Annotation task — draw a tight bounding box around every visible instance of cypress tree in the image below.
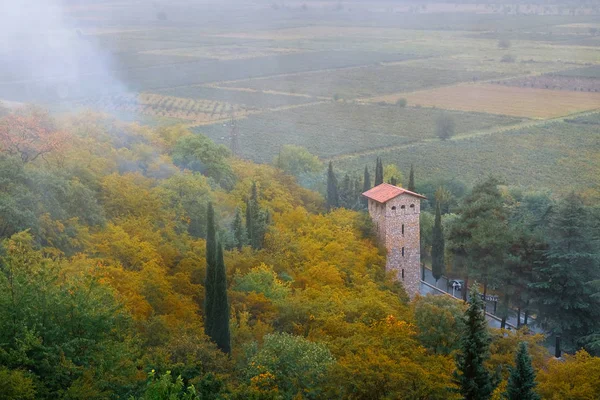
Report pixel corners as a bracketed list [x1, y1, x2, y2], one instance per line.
[374, 157, 383, 186]
[503, 342, 540, 400]
[232, 207, 246, 251]
[326, 161, 339, 211]
[454, 284, 495, 400]
[362, 166, 371, 208]
[389, 176, 397, 186]
[211, 241, 231, 354]
[408, 164, 415, 191]
[245, 198, 253, 248]
[204, 203, 218, 342]
[431, 202, 445, 283]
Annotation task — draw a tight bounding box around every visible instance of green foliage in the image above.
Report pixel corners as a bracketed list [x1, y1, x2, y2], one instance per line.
[454, 285, 495, 400]
[233, 264, 290, 301]
[272, 145, 323, 182]
[383, 164, 403, 187]
[244, 333, 334, 399]
[503, 342, 540, 400]
[134, 370, 199, 400]
[0, 231, 135, 399]
[414, 295, 465, 355]
[0, 367, 36, 400]
[172, 134, 235, 189]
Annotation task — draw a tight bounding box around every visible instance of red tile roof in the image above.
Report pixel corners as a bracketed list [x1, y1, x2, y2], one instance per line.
[362, 183, 426, 203]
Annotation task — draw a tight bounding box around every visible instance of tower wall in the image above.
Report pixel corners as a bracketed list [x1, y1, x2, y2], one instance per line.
[368, 194, 421, 298]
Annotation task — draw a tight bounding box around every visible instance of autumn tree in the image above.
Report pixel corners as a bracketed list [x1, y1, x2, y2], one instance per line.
[503, 342, 540, 400]
[0, 108, 68, 164]
[454, 284, 496, 400]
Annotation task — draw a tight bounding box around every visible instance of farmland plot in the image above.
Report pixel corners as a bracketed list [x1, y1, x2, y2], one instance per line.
[335, 121, 600, 200]
[194, 103, 522, 162]
[385, 84, 600, 118]
[156, 86, 316, 109]
[77, 93, 253, 123]
[221, 64, 508, 99]
[492, 75, 600, 92]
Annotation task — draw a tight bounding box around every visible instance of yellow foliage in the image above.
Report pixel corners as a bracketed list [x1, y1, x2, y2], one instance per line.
[538, 350, 600, 400]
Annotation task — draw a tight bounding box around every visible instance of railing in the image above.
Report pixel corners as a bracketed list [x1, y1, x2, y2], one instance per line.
[420, 280, 518, 330]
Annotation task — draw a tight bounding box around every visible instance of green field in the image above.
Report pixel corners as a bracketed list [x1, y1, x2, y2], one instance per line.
[334, 119, 600, 199]
[220, 64, 509, 99]
[195, 103, 522, 162]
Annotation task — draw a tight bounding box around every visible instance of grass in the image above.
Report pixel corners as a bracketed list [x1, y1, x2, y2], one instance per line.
[194, 102, 522, 162]
[220, 63, 508, 99]
[383, 83, 600, 118]
[334, 120, 600, 201]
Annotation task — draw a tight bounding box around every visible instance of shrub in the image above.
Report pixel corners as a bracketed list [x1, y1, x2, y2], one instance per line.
[396, 98, 407, 107]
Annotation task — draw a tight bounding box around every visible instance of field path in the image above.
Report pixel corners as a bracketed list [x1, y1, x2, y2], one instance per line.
[326, 108, 600, 162]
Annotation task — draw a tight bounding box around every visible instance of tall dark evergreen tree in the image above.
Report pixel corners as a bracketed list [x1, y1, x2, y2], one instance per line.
[374, 157, 383, 186]
[531, 194, 600, 352]
[389, 176, 397, 186]
[408, 164, 415, 192]
[245, 182, 268, 249]
[232, 207, 246, 251]
[503, 342, 540, 400]
[431, 203, 445, 283]
[326, 161, 339, 211]
[212, 241, 231, 354]
[454, 284, 495, 400]
[204, 203, 218, 343]
[362, 166, 371, 208]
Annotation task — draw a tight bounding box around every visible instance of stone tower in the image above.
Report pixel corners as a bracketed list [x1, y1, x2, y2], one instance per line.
[362, 183, 426, 298]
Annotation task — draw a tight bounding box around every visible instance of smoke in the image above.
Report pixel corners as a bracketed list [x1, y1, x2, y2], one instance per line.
[0, 0, 128, 103]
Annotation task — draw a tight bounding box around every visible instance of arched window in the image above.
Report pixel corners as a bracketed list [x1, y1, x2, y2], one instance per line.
[401, 205, 406, 209]
[402, 247, 405, 257]
[410, 204, 415, 208]
[391, 206, 396, 211]
[401, 269, 405, 280]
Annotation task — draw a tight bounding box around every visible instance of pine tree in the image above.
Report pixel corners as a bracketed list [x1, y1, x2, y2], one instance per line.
[531, 194, 600, 351]
[374, 157, 383, 186]
[503, 342, 540, 400]
[362, 166, 371, 208]
[408, 164, 415, 191]
[431, 202, 445, 283]
[204, 203, 218, 342]
[326, 161, 339, 211]
[454, 284, 495, 400]
[232, 207, 246, 251]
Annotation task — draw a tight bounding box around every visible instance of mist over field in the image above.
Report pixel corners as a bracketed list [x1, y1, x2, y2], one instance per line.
[0, 1, 599, 399]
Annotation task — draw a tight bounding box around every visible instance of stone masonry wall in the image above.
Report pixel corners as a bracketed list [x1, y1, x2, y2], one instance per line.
[368, 194, 421, 298]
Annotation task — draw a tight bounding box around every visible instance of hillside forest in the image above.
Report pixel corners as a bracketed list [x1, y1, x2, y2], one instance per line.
[0, 106, 599, 399]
